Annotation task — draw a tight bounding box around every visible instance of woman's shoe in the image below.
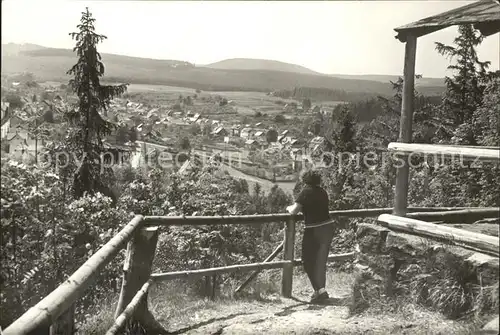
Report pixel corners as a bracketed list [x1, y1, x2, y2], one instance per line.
[310, 291, 319, 301]
[310, 291, 329, 304]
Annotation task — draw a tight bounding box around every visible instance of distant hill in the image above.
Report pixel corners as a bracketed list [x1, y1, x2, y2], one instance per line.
[1, 43, 445, 98]
[329, 74, 445, 87]
[204, 59, 445, 87]
[204, 58, 320, 75]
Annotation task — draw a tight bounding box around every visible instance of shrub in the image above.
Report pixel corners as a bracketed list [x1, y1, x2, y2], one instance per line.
[0, 158, 128, 327]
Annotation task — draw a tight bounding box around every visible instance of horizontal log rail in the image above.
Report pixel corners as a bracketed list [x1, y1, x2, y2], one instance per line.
[106, 280, 152, 335]
[388, 142, 500, 163]
[151, 252, 355, 282]
[3, 215, 145, 335]
[235, 241, 284, 293]
[407, 208, 499, 223]
[378, 214, 499, 256]
[142, 207, 470, 226]
[4, 207, 489, 334]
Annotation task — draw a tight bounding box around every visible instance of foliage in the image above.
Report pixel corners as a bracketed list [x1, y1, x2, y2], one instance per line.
[0, 159, 127, 328]
[302, 98, 312, 111]
[435, 25, 490, 134]
[272, 86, 379, 103]
[179, 137, 191, 151]
[65, 7, 128, 200]
[324, 105, 357, 153]
[470, 76, 500, 147]
[4, 93, 24, 110]
[266, 128, 278, 143]
[274, 114, 286, 123]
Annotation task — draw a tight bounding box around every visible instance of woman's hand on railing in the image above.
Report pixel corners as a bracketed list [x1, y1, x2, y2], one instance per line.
[286, 203, 302, 215]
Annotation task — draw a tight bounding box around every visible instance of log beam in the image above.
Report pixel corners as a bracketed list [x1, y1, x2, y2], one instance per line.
[388, 143, 500, 163]
[407, 208, 499, 223]
[114, 226, 166, 333]
[394, 34, 417, 216]
[151, 252, 355, 282]
[281, 216, 296, 298]
[143, 207, 470, 227]
[235, 241, 284, 294]
[3, 215, 144, 335]
[378, 214, 499, 256]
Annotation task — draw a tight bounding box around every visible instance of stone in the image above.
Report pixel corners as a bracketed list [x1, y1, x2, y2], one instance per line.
[385, 231, 429, 260]
[466, 253, 500, 287]
[480, 316, 499, 334]
[356, 223, 390, 254]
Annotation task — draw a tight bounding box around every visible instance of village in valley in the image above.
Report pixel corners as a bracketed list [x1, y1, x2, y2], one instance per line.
[1, 73, 334, 188]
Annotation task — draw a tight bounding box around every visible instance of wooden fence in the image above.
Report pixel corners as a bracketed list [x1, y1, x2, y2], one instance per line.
[3, 206, 484, 335]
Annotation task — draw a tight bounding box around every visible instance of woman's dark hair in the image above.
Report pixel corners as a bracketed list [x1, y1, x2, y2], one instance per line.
[301, 170, 321, 186]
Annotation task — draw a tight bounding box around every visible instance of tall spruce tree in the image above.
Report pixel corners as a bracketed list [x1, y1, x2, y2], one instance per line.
[435, 24, 490, 144]
[66, 8, 128, 200]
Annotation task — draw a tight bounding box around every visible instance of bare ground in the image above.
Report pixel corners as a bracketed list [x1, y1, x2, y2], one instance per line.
[146, 270, 479, 335]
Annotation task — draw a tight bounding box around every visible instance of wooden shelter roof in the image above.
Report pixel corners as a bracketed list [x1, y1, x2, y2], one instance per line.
[395, 0, 500, 42]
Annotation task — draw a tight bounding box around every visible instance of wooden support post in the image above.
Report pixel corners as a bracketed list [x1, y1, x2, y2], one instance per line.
[4, 215, 144, 335]
[235, 241, 284, 294]
[114, 226, 166, 333]
[49, 304, 75, 335]
[394, 34, 417, 216]
[281, 216, 296, 298]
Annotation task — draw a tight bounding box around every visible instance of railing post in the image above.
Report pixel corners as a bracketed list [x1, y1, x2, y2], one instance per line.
[281, 215, 296, 298]
[114, 226, 165, 333]
[394, 34, 417, 216]
[49, 304, 75, 335]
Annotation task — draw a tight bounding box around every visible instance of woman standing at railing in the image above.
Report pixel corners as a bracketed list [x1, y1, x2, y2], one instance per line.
[286, 169, 333, 303]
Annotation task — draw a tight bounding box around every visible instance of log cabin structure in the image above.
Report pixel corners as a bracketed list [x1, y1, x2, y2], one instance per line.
[391, 0, 500, 215]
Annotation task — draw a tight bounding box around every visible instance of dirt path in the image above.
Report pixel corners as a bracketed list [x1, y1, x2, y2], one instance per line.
[155, 292, 469, 335]
[150, 270, 473, 335]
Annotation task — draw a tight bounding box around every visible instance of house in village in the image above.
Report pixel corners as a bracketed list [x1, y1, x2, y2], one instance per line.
[245, 139, 260, 150]
[283, 103, 297, 113]
[1, 115, 25, 140]
[231, 125, 241, 136]
[1, 118, 11, 139]
[212, 126, 228, 138]
[254, 130, 265, 139]
[1, 102, 10, 120]
[289, 138, 302, 149]
[309, 136, 327, 155]
[189, 113, 201, 123]
[278, 130, 294, 145]
[4, 130, 40, 159]
[240, 127, 254, 139]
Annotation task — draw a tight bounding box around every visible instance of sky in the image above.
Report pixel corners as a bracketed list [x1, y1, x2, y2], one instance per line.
[2, 0, 499, 78]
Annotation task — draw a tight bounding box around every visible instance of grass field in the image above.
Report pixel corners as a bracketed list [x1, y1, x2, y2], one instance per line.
[125, 83, 345, 120]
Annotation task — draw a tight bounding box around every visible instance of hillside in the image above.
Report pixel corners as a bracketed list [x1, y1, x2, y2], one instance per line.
[329, 74, 445, 87]
[1, 43, 444, 97]
[205, 59, 445, 87]
[204, 58, 320, 75]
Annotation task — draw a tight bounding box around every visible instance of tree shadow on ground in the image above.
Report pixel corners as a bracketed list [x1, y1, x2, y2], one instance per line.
[164, 312, 251, 334]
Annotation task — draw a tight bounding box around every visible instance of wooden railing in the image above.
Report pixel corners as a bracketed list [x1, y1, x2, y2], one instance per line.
[3, 206, 474, 335]
[389, 142, 500, 216]
[378, 213, 499, 257]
